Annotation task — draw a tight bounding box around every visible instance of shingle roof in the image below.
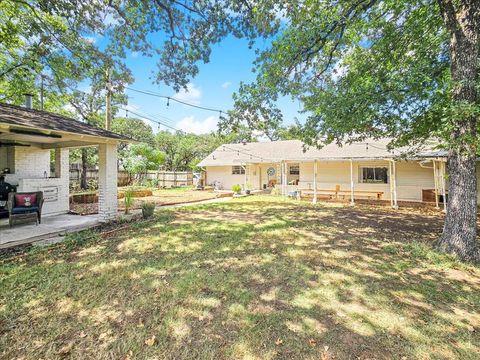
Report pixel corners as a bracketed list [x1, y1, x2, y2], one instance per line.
[0, 102, 132, 141]
[198, 139, 444, 167]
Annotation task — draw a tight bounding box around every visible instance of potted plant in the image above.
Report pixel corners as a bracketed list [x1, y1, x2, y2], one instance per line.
[231, 184, 242, 195]
[141, 201, 155, 219]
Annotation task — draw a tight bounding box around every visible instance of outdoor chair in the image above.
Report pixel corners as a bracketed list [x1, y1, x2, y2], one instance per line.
[0, 180, 16, 218]
[7, 191, 44, 227]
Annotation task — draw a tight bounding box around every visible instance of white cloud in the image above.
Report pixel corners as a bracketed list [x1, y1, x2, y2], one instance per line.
[131, 51, 139, 58]
[172, 83, 202, 105]
[82, 36, 97, 44]
[221, 81, 232, 89]
[176, 116, 218, 134]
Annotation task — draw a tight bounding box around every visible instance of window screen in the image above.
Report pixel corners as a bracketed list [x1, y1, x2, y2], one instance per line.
[289, 164, 300, 175]
[361, 167, 388, 183]
[232, 166, 245, 175]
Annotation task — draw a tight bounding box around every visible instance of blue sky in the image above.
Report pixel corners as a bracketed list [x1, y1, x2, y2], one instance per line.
[117, 35, 304, 136]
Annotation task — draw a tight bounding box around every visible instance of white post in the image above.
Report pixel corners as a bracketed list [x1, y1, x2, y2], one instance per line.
[243, 164, 247, 191]
[350, 159, 355, 206]
[98, 143, 118, 222]
[388, 161, 393, 208]
[433, 160, 439, 208]
[313, 160, 318, 204]
[441, 161, 447, 213]
[391, 160, 398, 209]
[282, 161, 287, 198]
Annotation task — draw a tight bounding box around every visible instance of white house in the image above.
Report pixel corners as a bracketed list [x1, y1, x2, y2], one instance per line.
[197, 139, 461, 209]
[0, 102, 132, 222]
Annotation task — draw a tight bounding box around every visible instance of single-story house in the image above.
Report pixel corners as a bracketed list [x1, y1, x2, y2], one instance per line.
[0, 101, 132, 222]
[197, 139, 463, 209]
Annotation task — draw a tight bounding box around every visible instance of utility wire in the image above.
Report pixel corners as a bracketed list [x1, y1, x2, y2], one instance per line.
[119, 107, 179, 132]
[126, 87, 227, 116]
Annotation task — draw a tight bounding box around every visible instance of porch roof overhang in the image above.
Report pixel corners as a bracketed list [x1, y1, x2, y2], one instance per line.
[200, 155, 449, 167]
[0, 102, 134, 148]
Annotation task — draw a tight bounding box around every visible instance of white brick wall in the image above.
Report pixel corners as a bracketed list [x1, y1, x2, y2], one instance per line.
[14, 148, 70, 215]
[98, 143, 118, 222]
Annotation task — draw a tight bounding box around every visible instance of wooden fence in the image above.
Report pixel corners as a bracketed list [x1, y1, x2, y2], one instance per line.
[144, 171, 193, 187]
[69, 168, 192, 188]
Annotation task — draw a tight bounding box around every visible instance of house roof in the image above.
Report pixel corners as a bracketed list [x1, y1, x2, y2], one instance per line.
[198, 139, 444, 167]
[0, 102, 132, 142]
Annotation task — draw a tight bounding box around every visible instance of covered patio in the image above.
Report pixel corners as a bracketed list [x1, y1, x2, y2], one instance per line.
[0, 102, 131, 247]
[0, 212, 100, 248]
[200, 140, 450, 209]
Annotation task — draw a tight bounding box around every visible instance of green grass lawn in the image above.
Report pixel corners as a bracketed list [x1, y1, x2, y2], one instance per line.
[1, 197, 479, 359]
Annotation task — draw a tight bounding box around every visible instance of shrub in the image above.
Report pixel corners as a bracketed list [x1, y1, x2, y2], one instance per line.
[231, 184, 242, 194]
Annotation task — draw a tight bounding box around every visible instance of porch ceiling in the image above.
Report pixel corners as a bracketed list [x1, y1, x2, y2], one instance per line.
[0, 123, 121, 149]
[0, 102, 134, 149]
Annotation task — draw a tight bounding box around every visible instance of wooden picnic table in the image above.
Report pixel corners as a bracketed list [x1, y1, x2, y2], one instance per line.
[299, 188, 383, 200]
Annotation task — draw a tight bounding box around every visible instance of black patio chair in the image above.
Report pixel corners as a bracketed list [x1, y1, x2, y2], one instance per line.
[7, 191, 44, 227]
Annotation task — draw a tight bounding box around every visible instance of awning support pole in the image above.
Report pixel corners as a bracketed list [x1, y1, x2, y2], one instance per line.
[391, 160, 398, 209]
[441, 161, 447, 213]
[313, 160, 318, 204]
[433, 160, 439, 208]
[350, 159, 355, 206]
[389, 161, 393, 208]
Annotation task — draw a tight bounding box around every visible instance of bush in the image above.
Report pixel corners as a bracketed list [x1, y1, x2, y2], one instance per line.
[231, 184, 242, 194]
[141, 201, 156, 219]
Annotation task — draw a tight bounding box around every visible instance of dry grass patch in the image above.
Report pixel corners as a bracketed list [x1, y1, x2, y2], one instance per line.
[1, 196, 479, 359]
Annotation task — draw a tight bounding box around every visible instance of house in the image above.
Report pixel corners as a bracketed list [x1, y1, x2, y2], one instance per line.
[197, 139, 459, 208]
[0, 100, 132, 222]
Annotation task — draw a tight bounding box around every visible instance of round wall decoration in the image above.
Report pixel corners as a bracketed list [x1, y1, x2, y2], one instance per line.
[267, 167, 276, 176]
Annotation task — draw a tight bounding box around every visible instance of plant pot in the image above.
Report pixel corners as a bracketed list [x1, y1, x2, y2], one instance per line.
[245, 190, 251, 195]
[142, 207, 155, 219]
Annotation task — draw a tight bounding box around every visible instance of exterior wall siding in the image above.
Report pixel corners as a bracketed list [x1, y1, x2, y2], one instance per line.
[205, 165, 247, 190]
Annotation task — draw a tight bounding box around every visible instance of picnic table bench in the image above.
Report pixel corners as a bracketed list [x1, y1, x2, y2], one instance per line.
[299, 187, 383, 200]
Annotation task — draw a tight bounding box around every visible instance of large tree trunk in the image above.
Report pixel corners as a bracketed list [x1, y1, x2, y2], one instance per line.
[436, 0, 480, 262]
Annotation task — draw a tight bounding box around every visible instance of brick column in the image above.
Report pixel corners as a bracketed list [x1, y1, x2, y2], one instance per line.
[98, 143, 118, 222]
[54, 148, 69, 178]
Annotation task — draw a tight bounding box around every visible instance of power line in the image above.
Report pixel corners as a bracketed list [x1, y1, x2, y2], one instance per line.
[119, 107, 179, 132]
[126, 87, 227, 116]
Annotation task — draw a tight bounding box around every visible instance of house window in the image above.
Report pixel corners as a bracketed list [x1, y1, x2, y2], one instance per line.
[232, 165, 245, 175]
[360, 167, 388, 183]
[289, 164, 300, 175]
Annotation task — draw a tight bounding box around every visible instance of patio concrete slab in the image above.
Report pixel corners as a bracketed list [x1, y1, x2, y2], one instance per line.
[0, 213, 100, 248]
[0, 197, 233, 249]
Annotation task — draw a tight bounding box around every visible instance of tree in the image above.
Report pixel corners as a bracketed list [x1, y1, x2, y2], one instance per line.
[155, 131, 220, 171]
[112, 117, 155, 171]
[67, 70, 132, 189]
[123, 143, 165, 182]
[225, 0, 480, 262]
[112, 117, 155, 146]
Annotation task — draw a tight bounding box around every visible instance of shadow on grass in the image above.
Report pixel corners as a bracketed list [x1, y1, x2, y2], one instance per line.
[0, 196, 478, 359]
